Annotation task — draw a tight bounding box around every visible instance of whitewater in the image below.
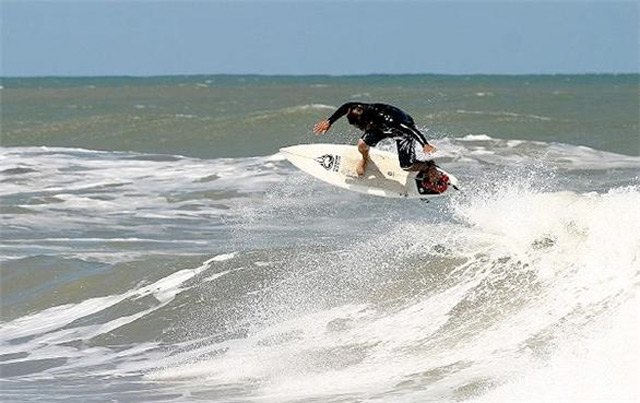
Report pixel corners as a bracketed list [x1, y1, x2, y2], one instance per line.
[1, 133, 638, 402]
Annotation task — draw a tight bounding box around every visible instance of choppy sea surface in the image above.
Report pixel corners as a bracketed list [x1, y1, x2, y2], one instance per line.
[1, 75, 639, 402]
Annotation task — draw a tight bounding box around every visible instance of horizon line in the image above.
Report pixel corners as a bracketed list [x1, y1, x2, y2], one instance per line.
[2, 72, 639, 80]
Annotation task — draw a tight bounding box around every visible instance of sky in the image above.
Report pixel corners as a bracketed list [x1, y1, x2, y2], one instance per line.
[1, 0, 638, 76]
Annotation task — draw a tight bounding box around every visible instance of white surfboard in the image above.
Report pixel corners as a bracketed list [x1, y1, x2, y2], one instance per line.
[280, 144, 459, 199]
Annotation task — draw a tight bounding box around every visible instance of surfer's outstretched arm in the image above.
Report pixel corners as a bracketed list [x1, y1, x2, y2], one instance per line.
[313, 120, 331, 134]
[327, 103, 360, 125]
[314, 102, 360, 134]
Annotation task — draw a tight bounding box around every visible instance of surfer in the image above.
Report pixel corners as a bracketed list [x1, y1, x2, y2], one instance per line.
[313, 102, 438, 181]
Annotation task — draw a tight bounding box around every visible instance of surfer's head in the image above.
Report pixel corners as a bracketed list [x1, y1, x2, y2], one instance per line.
[347, 105, 364, 125]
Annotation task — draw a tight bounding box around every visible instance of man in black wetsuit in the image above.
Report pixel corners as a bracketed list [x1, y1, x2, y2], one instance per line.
[313, 102, 437, 178]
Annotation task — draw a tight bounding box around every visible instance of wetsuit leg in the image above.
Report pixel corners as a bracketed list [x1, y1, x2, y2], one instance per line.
[396, 137, 417, 169]
[397, 137, 437, 172]
[361, 130, 387, 147]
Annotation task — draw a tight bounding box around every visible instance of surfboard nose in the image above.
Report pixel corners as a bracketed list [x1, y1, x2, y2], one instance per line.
[447, 174, 460, 190]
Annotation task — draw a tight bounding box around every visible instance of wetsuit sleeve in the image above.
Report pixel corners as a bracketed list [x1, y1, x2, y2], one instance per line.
[397, 122, 430, 146]
[373, 103, 430, 146]
[327, 102, 359, 125]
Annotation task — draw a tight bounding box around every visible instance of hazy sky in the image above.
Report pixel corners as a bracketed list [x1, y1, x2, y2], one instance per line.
[2, 1, 638, 76]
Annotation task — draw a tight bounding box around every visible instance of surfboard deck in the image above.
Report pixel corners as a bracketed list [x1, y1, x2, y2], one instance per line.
[280, 144, 459, 199]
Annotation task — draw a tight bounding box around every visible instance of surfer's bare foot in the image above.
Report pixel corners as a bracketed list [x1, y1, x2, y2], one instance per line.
[356, 139, 370, 176]
[356, 158, 367, 176]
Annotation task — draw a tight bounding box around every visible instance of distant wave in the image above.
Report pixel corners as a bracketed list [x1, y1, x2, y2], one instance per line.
[454, 109, 555, 121]
[245, 104, 336, 122]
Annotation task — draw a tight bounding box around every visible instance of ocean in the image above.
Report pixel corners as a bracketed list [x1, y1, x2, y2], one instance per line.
[1, 74, 639, 402]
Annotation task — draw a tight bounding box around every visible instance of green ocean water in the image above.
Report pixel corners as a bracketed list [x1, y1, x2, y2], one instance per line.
[2, 74, 638, 157]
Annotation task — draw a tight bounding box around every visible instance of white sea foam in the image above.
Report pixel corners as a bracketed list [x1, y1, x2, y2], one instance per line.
[460, 134, 494, 141]
[146, 182, 640, 402]
[0, 147, 285, 261]
[0, 253, 235, 349]
[1, 142, 638, 400]
[471, 293, 640, 403]
[453, 134, 640, 171]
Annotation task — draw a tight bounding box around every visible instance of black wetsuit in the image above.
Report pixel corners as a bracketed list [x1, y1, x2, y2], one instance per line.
[327, 102, 431, 169]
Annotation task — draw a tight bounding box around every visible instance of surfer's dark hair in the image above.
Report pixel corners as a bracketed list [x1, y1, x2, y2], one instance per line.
[347, 105, 364, 123]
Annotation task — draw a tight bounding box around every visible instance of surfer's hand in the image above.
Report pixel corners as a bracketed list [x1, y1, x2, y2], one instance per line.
[423, 144, 436, 155]
[314, 120, 331, 135]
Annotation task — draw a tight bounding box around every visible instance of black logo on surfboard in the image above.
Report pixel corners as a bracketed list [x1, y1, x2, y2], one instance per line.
[316, 154, 341, 172]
